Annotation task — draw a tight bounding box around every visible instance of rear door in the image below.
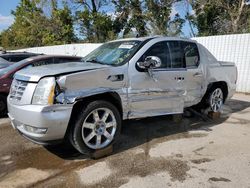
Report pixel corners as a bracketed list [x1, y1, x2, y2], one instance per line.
[182, 41, 206, 106]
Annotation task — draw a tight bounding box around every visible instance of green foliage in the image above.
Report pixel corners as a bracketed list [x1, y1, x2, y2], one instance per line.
[2, 0, 249, 48]
[145, 0, 172, 35]
[113, 0, 184, 37]
[124, 0, 147, 37]
[74, 0, 116, 42]
[76, 9, 115, 42]
[49, 2, 76, 44]
[0, 33, 2, 47]
[191, 0, 250, 36]
[1, 0, 75, 49]
[145, 0, 185, 36]
[168, 13, 185, 36]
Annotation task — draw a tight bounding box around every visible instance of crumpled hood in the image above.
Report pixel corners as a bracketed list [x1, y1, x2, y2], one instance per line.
[14, 62, 109, 82]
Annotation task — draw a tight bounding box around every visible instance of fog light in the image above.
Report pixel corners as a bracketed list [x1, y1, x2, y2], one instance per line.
[20, 124, 47, 134]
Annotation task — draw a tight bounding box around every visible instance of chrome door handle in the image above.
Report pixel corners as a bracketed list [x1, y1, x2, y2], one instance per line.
[193, 72, 203, 77]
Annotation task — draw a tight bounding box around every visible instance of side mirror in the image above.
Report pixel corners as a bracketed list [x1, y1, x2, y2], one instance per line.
[137, 56, 162, 69]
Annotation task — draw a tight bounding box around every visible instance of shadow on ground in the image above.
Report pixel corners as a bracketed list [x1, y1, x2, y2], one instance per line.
[44, 98, 250, 159]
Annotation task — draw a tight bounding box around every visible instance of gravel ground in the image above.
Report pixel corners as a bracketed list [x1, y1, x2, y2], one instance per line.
[0, 93, 250, 188]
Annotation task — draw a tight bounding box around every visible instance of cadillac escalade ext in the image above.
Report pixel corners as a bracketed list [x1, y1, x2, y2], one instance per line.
[7, 37, 237, 155]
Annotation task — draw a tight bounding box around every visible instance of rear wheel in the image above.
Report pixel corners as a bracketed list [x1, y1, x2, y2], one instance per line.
[0, 95, 7, 118]
[208, 87, 224, 112]
[69, 100, 121, 155]
[193, 85, 225, 113]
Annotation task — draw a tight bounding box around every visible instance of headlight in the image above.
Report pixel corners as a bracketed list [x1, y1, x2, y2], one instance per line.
[32, 77, 56, 105]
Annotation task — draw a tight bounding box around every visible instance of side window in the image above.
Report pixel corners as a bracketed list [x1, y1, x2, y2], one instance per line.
[167, 41, 184, 68]
[0, 56, 9, 61]
[32, 58, 53, 67]
[139, 42, 170, 68]
[182, 42, 199, 68]
[9, 56, 26, 62]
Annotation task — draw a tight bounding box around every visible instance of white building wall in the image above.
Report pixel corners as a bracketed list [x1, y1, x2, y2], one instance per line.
[13, 43, 102, 57]
[193, 34, 250, 93]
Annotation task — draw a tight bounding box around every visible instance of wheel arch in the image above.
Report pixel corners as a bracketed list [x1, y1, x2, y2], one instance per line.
[64, 92, 123, 139]
[207, 81, 228, 102]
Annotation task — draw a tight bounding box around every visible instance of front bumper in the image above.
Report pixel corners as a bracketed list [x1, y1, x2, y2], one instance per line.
[8, 98, 73, 143]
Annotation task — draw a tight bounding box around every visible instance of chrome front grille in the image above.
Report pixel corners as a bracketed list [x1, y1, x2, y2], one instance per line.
[9, 79, 28, 101]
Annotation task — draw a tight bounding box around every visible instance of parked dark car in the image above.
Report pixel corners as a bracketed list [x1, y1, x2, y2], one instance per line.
[0, 52, 40, 69]
[0, 52, 39, 62]
[0, 55, 82, 117]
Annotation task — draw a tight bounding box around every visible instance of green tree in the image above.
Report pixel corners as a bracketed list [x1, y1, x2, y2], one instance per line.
[125, 0, 147, 37]
[44, 1, 76, 44]
[74, 0, 116, 42]
[145, 0, 185, 36]
[9, 0, 46, 48]
[113, 0, 184, 37]
[168, 13, 185, 36]
[0, 0, 75, 49]
[191, 0, 250, 36]
[112, 0, 130, 36]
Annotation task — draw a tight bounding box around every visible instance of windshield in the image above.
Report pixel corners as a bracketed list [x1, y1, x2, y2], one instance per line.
[82, 40, 142, 65]
[0, 58, 32, 77]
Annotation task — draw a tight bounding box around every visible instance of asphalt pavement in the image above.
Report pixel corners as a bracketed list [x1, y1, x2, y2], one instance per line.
[0, 93, 250, 188]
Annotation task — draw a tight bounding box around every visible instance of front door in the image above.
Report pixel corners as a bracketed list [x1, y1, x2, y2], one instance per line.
[128, 40, 187, 119]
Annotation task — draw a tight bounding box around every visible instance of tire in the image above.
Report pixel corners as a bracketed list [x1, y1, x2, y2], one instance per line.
[208, 87, 224, 112]
[193, 85, 225, 113]
[0, 95, 7, 118]
[69, 100, 121, 155]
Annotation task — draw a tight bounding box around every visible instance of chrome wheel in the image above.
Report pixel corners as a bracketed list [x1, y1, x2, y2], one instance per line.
[81, 108, 117, 149]
[209, 88, 223, 112]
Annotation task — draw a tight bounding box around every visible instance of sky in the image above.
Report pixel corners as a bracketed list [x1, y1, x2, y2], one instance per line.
[0, 0, 19, 32]
[0, 0, 196, 37]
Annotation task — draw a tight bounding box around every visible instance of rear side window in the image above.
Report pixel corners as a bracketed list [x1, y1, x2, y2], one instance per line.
[167, 41, 184, 68]
[182, 42, 199, 68]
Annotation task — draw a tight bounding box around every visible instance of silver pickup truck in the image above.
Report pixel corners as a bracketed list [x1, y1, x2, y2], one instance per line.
[7, 37, 237, 155]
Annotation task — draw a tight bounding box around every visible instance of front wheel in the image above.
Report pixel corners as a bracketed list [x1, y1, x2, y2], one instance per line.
[208, 87, 224, 112]
[69, 100, 121, 155]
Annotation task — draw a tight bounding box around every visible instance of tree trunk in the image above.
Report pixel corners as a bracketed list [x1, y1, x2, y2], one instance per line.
[91, 0, 97, 13]
[232, 0, 245, 33]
